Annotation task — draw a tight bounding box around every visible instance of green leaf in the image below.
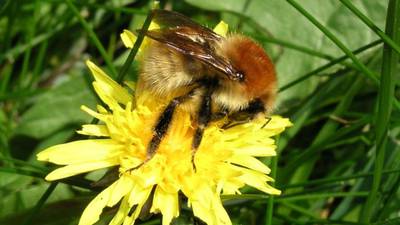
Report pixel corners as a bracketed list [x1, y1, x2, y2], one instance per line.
[0, 183, 74, 218]
[15, 74, 97, 139]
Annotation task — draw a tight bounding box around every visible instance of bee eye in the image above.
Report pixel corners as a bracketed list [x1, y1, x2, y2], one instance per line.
[236, 71, 245, 82]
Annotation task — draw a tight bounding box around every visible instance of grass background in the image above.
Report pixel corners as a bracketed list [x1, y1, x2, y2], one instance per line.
[1, 0, 399, 224]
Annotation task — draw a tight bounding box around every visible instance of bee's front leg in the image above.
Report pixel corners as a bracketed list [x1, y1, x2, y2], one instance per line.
[222, 98, 266, 129]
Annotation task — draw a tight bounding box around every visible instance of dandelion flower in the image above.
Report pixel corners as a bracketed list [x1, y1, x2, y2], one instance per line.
[37, 21, 291, 225]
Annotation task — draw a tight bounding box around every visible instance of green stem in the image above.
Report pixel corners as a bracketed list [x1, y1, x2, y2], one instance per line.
[265, 136, 279, 225]
[340, 0, 400, 55]
[286, 0, 379, 84]
[252, 33, 340, 61]
[21, 183, 58, 225]
[361, 0, 400, 222]
[279, 40, 381, 92]
[223, 192, 369, 201]
[30, 41, 48, 89]
[65, 0, 118, 78]
[280, 169, 400, 189]
[227, 10, 340, 61]
[116, 9, 154, 83]
[0, 167, 95, 190]
[275, 192, 369, 202]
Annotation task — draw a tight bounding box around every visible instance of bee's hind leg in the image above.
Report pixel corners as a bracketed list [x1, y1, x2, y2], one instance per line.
[191, 88, 213, 172]
[131, 89, 197, 171]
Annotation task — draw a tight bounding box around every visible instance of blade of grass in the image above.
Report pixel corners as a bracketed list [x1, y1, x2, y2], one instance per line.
[116, 7, 155, 83]
[280, 169, 400, 189]
[227, 10, 340, 61]
[361, 0, 400, 222]
[106, 1, 121, 60]
[279, 201, 318, 219]
[277, 75, 347, 159]
[0, 167, 96, 190]
[223, 192, 369, 201]
[65, 0, 118, 78]
[279, 40, 381, 92]
[0, 89, 46, 101]
[0, 0, 17, 59]
[283, 75, 364, 183]
[21, 183, 58, 225]
[286, 0, 379, 84]
[30, 41, 49, 89]
[18, 0, 39, 89]
[275, 213, 368, 225]
[0, 21, 66, 63]
[0, 63, 13, 94]
[339, 0, 400, 55]
[0, 0, 11, 16]
[250, 33, 341, 61]
[0, 155, 47, 172]
[376, 169, 400, 220]
[46, 0, 146, 14]
[265, 136, 279, 225]
[76, 2, 147, 15]
[276, 192, 369, 202]
[87, 4, 157, 124]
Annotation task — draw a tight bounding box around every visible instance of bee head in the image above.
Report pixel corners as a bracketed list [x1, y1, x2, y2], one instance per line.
[220, 35, 277, 110]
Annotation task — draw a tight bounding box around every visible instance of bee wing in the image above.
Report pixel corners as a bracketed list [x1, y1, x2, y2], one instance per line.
[151, 9, 221, 43]
[140, 10, 243, 81]
[144, 29, 240, 80]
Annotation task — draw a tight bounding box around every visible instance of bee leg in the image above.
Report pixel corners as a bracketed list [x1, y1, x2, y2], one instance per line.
[222, 98, 265, 129]
[131, 89, 197, 171]
[260, 116, 272, 129]
[191, 89, 212, 171]
[210, 108, 229, 121]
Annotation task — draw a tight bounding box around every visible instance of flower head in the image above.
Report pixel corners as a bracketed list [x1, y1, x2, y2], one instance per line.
[37, 21, 291, 225]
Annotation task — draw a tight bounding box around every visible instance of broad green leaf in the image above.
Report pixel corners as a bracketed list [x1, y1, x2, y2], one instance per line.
[0, 183, 74, 218]
[15, 74, 97, 139]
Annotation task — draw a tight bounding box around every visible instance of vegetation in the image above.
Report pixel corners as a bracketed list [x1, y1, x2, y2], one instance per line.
[0, 0, 399, 224]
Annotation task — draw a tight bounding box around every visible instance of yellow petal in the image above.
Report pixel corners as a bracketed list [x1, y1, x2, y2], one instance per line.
[263, 116, 293, 130]
[238, 169, 281, 195]
[109, 197, 129, 225]
[81, 105, 107, 122]
[233, 146, 276, 157]
[79, 180, 119, 225]
[107, 174, 134, 207]
[148, 22, 160, 30]
[121, 29, 137, 49]
[92, 81, 122, 111]
[121, 22, 159, 49]
[124, 81, 136, 92]
[37, 139, 124, 165]
[229, 155, 271, 174]
[86, 60, 132, 105]
[211, 195, 232, 225]
[123, 185, 153, 225]
[190, 192, 232, 225]
[151, 187, 179, 225]
[77, 124, 109, 137]
[213, 21, 229, 37]
[188, 185, 215, 225]
[45, 159, 119, 181]
[191, 201, 213, 225]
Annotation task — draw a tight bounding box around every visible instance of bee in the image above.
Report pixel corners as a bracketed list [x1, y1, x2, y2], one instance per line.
[136, 9, 276, 170]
